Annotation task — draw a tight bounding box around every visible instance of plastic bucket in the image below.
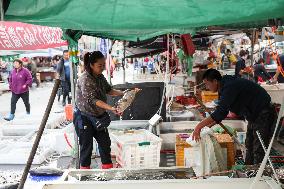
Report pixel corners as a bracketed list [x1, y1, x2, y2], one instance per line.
[64, 104, 73, 121]
[29, 175, 62, 182]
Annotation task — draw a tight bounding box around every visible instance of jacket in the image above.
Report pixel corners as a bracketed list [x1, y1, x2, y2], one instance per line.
[76, 71, 112, 117]
[9, 67, 32, 94]
[57, 59, 68, 81]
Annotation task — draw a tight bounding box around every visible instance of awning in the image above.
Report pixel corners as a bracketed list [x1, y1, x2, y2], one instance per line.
[4, 0, 284, 41]
[0, 21, 67, 50]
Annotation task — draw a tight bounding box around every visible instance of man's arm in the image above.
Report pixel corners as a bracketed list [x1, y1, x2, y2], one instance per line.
[273, 68, 280, 82]
[193, 85, 238, 141]
[192, 116, 216, 141]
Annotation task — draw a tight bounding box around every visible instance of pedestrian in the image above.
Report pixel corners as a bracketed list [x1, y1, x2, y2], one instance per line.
[272, 54, 284, 83]
[74, 51, 125, 169]
[57, 50, 71, 106]
[27, 58, 40, 87]
[192, 69, 277, 165]
[235, 50, 247, 77]
[4, 59, 32, 121]
[271, 54, 284, 144]
[253, 58, 271, 82]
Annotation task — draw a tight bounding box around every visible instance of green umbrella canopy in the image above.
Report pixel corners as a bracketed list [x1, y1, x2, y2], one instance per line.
[4, 0, 284, 41]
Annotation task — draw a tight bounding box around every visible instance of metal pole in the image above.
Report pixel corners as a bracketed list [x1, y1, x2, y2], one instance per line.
[250, 29, 256, 66]
[122, 41, 126, 84]
[0, 0, 4, 22]
[68, 47, 79, 169]
[108, 40, 112, 84]
[17, 79, 60, 189]
[166, 34, 170, 75]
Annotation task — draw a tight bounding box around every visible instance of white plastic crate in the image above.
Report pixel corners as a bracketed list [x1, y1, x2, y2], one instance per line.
[110, 129, 162, 168]
[261, 83, 284, 104]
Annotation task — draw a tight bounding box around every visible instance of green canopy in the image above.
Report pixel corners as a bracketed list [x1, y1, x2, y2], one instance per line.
[5, 0, 284, 41]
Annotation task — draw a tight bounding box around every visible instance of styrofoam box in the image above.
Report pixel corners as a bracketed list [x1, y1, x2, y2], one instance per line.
[260, 83, 284, 104]
[159, 120, 247, 150]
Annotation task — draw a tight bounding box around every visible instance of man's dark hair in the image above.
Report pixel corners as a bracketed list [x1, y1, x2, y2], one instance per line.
[226, 49, 231, 54]
[63, 50, 68, 54]
[202, 68, 222, 82]
[239, 50, 247, 57]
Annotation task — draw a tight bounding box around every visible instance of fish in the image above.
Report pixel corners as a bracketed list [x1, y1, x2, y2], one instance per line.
[116, 88, 140, 113]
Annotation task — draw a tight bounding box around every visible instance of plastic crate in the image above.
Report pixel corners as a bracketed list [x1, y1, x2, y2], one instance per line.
[110, 129, 162, 168]
[213, 134, 235, 168]
[201, 91, 218, 103]
[175, 134, 191, 167]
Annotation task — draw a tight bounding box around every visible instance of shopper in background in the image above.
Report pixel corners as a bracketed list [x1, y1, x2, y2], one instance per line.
[271, 54, 284, 144]
[4, 59, 32, 121]
[27, 58, 40, 87]
[253, 58, 271, 82]
[74, 51, 125, 169]
[235, 50, 247, 77]
[272, 54, 284, 83]
[57, 50, 71, 106]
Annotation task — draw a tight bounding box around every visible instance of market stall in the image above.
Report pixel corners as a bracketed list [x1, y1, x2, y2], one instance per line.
[2, 0, 284, 189]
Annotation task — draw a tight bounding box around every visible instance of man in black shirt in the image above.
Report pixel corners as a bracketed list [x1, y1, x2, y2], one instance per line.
[192, 69, 277, 165]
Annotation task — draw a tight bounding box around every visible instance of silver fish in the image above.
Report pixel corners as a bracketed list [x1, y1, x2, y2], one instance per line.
[116, 89, 138, 112]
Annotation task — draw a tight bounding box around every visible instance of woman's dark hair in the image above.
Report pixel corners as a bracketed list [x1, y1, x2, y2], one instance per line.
[239, 50, 247, 57]
[202, 68, 222, 82]
[257, 58, 265, 64]
[14, 59, 23, 66]
[84, 51, 105, 73]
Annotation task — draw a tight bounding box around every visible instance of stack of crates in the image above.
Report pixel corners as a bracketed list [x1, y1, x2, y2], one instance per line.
[175, 134, 191, 167]
[201, 91, 218, 103]
[110, 129, 162, 168]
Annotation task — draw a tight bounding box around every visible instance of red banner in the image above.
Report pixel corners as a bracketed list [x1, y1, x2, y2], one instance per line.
[0, 21, 67, 50]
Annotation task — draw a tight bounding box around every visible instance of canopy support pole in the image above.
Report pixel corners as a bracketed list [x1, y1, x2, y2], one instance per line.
[63, 30, 82, 169]
[122, 41, 126, 84]
[68, 42, 80, 169]
[250, 29, 256, 66]
[107, 40, 112, 84]
[0, 0, 4, 22]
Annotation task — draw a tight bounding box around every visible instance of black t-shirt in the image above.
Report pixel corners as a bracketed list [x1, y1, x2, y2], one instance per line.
[211, 75, 271, 123]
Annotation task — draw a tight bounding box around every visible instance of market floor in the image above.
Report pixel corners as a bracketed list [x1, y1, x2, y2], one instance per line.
[0, 82, 64, 125]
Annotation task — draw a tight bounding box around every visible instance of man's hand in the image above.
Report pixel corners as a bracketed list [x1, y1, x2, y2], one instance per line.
[22, 85, 27, 89]
[192, 116, 216, 142]
[192, 126, 202, 142]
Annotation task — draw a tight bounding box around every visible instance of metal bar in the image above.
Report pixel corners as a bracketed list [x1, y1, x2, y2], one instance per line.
[122, 41, 126, 84]
[0, 0, 3, 22]
[17, 79, 61, 189]
[256, 131, 280, 184]
[108, 40, 112, 84]
[250, 29, 256, 66]
[68, 46, 79, 169]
